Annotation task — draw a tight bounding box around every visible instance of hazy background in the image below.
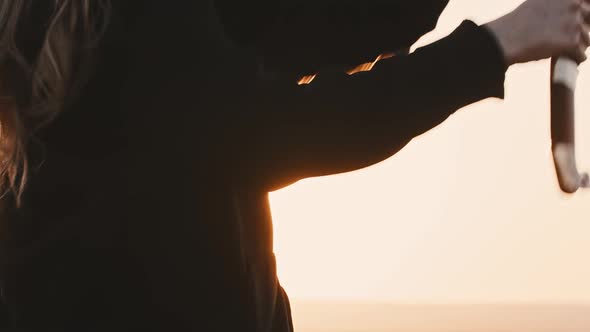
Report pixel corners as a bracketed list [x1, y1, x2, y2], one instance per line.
[269, 0, 590, 330]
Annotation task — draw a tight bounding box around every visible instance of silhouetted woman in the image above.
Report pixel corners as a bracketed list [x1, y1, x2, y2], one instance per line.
[0, 0, 588, 331]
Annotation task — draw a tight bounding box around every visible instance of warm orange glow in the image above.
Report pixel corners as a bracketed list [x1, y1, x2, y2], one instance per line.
[347, 52, 396, 75]
[297, 74, 318, 85]
[296, 53, 396, 85]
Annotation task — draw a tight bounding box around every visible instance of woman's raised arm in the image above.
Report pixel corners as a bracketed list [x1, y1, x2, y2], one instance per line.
[226, 21, 507, 191]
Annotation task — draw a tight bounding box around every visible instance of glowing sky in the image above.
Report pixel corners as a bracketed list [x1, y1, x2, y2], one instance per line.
[270, 0, 590, 304]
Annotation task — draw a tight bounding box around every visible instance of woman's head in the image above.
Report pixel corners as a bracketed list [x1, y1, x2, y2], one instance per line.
[0, 0, 110, 205]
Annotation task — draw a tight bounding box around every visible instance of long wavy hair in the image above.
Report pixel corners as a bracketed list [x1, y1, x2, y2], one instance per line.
[0, 0, 110, 206]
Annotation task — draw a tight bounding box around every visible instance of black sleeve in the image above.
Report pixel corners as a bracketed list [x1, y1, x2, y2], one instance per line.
[228, 21, 507, 191]
[215, 0, 449, 75]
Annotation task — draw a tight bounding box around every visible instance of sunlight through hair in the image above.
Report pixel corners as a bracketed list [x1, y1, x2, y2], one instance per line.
[0, 0, 111, 205]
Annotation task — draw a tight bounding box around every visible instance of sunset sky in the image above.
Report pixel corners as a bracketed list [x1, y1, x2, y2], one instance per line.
[269, 0, 590, 304]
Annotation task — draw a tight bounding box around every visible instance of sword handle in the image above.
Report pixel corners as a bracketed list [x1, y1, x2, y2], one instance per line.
[550, 56, 589, 193]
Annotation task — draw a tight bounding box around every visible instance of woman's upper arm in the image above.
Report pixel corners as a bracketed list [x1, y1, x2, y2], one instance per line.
[223, 21, 507, 191]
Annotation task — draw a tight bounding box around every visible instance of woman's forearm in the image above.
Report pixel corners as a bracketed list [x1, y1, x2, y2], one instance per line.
[229, 21, 507, 191]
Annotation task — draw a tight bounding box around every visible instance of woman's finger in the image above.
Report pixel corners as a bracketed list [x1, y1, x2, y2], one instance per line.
[582, 2, 590, 23]
[576, 43, 588, 63]
[580, 23, 590, 46]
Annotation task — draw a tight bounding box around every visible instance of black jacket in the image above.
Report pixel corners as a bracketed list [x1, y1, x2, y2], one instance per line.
[0, 1, 506, 331]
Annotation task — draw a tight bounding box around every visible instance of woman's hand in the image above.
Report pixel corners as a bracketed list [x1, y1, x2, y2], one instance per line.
[486, 0, 590, 66]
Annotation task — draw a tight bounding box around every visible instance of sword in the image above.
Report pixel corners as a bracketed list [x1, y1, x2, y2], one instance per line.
[550, 56, 589, 193]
